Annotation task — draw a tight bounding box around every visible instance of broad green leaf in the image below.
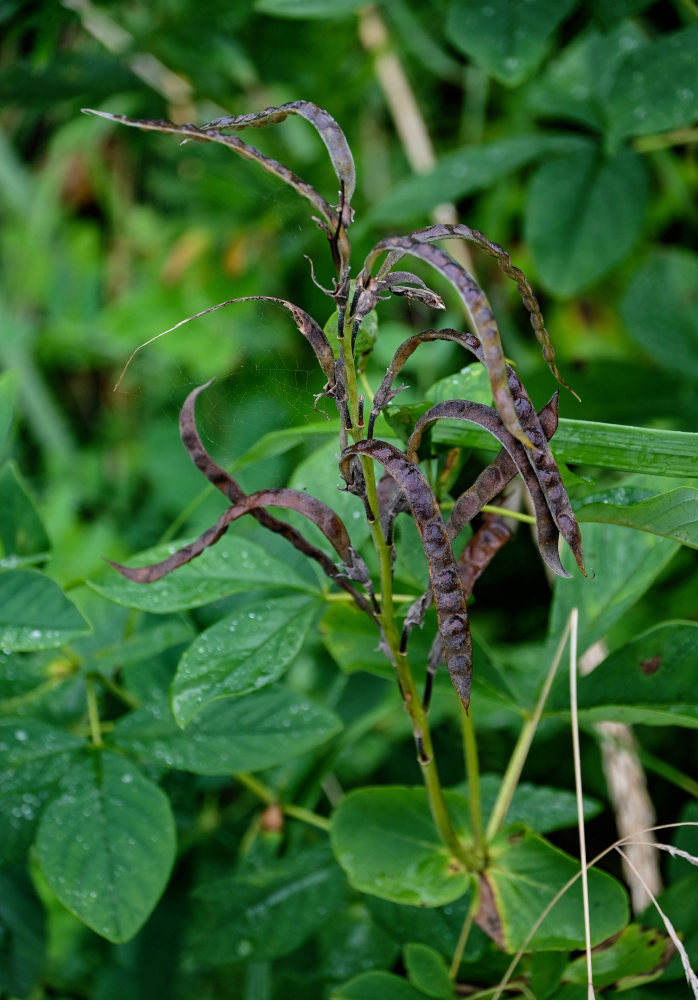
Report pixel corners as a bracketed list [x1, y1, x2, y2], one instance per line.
[0, 368, 17, 453]
[171, 594, 320, 726]
[621, 249, 698, 379]
[254, 0, 365, 17]
[366, 894, 477, 959]
[404, 943, 453, 999]
[318, 903, 400, 985]
[472, 774, 602, 834]
[576, 486, 698, 549]
[564, 923, 669, 988]
[110, 685, 342, 773]
[332, 971, 430, 1000]
[485, 826, 628, 951]
[607, 22, 698, 144]
[331, 786, 473, 907]
[320, 601, 434, 681]
[35, 751, 175, 943]
[558, 621, 698, 728]
[193, 843, 347, 963]
[84, 618, 195, 675]
[430, 417, 698, 479]
[0, 865, 46, 999]
[363, 134, 592, 228]
[526, 23, 646, 133]
[0, 460, 50, 565]
[0, 570, 90, 650]
[90, 533, 318, 613]
[446, 0, 579, 86]
[548, 521, 679, 658]
[525, 146, 647, 297]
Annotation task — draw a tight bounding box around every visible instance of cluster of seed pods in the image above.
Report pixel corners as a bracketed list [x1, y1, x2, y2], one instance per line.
[94, 101, 584, 713]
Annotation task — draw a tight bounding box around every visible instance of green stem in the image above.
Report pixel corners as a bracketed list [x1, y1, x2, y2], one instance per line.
[485, 615, 573, 841]
[449, 888, 478, 979]
[85, 676, 103, 748]
[235, 772, 331, 831]
[461, 703, 484, 862]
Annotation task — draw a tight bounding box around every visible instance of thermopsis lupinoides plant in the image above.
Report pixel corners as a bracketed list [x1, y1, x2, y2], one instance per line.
[82, 101, 623, 964]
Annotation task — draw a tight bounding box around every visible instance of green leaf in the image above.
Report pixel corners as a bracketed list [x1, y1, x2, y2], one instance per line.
[0, 368, 17, 453]
[429, 416, 698, 479]
[90, 533, 318, 613]
[547, 522, 679, 657]
[331, 786, 473, 907]
[564, 923, 669, 989]
[526, 23, 647, 133]
[0, 460, 50, 566]
[473, 774, 602, 834]
[254, 0, 365, 17]
[525, 146, 647, 297]
[576, 486, 698, 548]
[320, 601, 434, 681]
[110, 685, 342, 773]
[485, 827, 628, 951]
[607, 22, 698, 144]
[446, 0, 579, 86]
[84, 618, 195, 676]
[35, 751, 175, 943]
[404, 943, 453, 999]
[363, 134, 592, 228]
[621, 249, 698, 379]
[332, 971, 430, 1000]
[563, 621, 698, 728]
[193, 843, 347, 963]
[319, 902, 400, 985]
[0, 865, 46, 998]
[171, 594, 321, 726]
[0, 718, 84, 864]
[427, 364, 492, 406]
[0, 570, 90, 650]
[366, 894, 476, 959]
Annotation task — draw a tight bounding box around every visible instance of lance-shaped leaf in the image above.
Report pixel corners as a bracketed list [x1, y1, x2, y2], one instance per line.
[358, 236, 526, 446]
[339, 439, 472, 709]
[179, 383, 375, 615]
[108, 487, 374, 611]
[82, 107, 340, 234]
[407, 399, 568, 579]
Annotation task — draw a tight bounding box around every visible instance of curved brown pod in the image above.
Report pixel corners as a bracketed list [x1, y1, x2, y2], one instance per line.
[407, 399, 568, 579]
[177, 383, 375, 615]
[359, 236, 526, 446]
[339, 439, 472, 710]
[108, 486, 370, 589]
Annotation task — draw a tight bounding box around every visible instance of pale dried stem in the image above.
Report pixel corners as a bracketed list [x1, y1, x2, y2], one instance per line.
[580, 640, 662, 913]
[358, 5, 474, 271]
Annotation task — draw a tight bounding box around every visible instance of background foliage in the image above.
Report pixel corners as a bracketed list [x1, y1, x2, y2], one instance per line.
[1, 0, 698, 997]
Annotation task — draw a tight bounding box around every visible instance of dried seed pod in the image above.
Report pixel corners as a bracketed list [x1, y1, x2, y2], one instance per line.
[399, 224, 574, 396]
[177, 382, 376, 615]
[359, 237, 527, 445]
[82, 108, 337, 232]
[108, 486, 371, 590]
[407, 398, 568, 579]
[339, 439, 472, 710]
